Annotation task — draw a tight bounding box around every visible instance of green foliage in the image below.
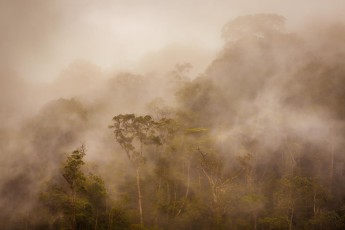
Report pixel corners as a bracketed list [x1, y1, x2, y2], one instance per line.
[308, 211, 345, 230]
[109, 114, 179, 227]
[40, 146, 129, 230]
[259, 216, 289, 229]
[185, 128, 208, 133]
[240, 194, 265, 212]
[129, 224, 151, 230]
[109, 114, 170, 166]
[7, 13, 345, 230]
[63, 146, 86, 191]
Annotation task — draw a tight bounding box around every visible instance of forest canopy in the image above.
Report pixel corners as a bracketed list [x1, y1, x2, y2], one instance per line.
[1, 13, 345, 230]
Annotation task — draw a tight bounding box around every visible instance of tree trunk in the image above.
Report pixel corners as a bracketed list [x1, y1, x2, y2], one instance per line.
[253, 212, 257, 230]
[94, 209, 98, 230]
[176, 162, 190, 217]
[136, 167, 144, 226]
[289, 208, 294, 230]
[72, 188, 77, 230]
[166, 182, 171, 219]
[172, 183, 177, 215]
[155, 178, 162, 226]
[25, 213, 29, 230]
[107, 209, 113, 230]
[313, 189, 317, 215]
[329, 142, 334, 183]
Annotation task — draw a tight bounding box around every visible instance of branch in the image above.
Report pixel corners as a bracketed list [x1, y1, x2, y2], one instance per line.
[176, 162, 190, 217]
[197, 147, 207, 161]
[62, 173, 73, 189]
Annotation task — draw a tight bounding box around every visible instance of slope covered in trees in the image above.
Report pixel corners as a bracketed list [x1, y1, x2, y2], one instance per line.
[1, 14, 345, 229]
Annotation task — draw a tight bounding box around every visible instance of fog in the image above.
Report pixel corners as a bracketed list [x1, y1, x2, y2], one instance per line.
[2, 0, 345, 82]
[1, 1, 345, 229]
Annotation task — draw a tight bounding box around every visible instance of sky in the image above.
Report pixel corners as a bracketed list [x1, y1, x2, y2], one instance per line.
[1, 0, 345, 82]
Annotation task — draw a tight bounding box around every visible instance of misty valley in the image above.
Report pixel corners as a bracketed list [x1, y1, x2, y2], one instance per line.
[2, 13, 345, 230]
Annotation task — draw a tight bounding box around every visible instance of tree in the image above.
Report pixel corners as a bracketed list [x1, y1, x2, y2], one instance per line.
[151, 120, 193, 225]
[40, 146, 89, 229]
[109, 114, 167, 227]
[308, 211, 345, 230]
[40, 146, 129, 230]
[197, 147, 247, 229]
[62, 145, 87, 229]
[274, 176, 313, 230]
[222, 14, 285, 43]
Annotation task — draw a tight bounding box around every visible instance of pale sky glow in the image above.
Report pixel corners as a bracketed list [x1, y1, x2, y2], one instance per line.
[1, 0, 345, 82]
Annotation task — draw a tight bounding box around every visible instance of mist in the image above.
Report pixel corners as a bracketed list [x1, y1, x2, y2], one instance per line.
[1, 1, 345, 229]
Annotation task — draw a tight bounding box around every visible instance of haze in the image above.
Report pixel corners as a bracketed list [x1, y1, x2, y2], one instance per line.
[2, 1, 345, 229]
[1, 0, 345, 82]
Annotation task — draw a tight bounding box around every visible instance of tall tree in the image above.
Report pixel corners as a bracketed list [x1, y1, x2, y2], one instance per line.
[40, 146, 128, 230]
[109, 114, 164, 227]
